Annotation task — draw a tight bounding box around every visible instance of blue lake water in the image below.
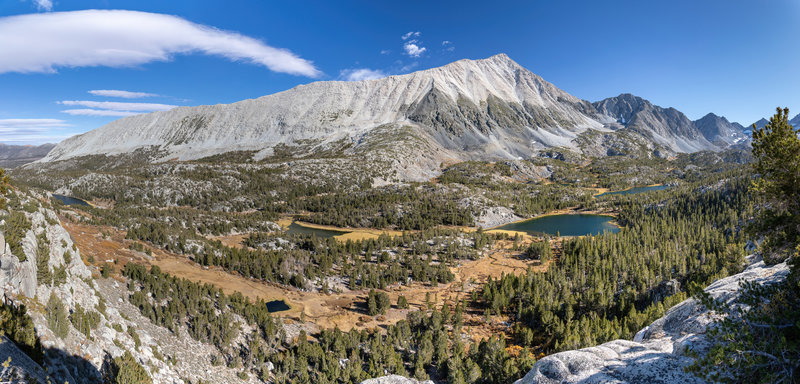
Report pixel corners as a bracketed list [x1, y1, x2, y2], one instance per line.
[285, 222, 350, 238]
[52, 194, 91, 206]
[497, 214, 620, 237]
[596, 185, 668, 197]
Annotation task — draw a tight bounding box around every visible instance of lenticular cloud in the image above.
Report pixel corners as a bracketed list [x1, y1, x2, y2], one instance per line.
[0, 10, 321, 77]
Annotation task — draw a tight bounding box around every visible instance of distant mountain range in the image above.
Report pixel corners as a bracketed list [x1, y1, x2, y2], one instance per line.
[741, 112, 800, 137]
[0, 143, 56, 168]
[34, 54, 788, 177]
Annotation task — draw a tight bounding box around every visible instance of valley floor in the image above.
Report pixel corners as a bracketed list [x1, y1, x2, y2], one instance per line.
[62, 217, 552, 340]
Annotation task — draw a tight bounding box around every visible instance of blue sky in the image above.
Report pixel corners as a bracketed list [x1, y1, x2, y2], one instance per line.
[1, 0, 799, 144]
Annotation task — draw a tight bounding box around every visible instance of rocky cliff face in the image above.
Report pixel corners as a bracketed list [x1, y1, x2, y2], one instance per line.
[515, 256, 789, 384]
[0, 191, 268, 383]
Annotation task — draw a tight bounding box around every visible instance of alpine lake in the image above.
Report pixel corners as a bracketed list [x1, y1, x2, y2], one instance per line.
[496, 184, 669, 236]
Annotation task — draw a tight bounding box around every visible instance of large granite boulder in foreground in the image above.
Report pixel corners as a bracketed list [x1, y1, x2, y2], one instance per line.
[516, 257, 789, 384]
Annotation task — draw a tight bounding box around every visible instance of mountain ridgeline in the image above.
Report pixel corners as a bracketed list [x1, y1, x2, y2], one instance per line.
[38, 54, 754, 179]
[0, 143, 55, 168]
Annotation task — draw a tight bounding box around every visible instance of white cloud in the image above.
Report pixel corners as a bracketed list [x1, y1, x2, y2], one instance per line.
[0, 10, 321, 77]
[339, 68, 387, 81]
[401, 32, 426, 58]
[380, 49, 391, 55]
[60, 109, 139, 117]
[88, 89, 159, 98]
[32, 0, 53, 12]
[402, 31, 420, 41]
[403, 42, 426, 58]
[58, 100, 177, 111]
[0, 118, 70, 144]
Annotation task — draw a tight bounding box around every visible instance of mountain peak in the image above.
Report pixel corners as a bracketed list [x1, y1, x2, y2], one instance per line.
[39, 54, 740, 169]
[694, 112, 748, 146]
[697, 112, 732, 124]
[482, 52, 515, 65]
[433, 53, 525, 78]
[450, 53, 516, 66]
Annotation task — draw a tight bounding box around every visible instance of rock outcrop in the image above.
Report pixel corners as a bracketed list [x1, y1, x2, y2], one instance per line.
[0, 336, 52, 384]
[0, 232, 37, 298]
[515, 257, 789, 384]
[361, 374, 434, 384]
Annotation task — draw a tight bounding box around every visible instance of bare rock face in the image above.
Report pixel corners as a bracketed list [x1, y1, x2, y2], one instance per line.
[360, 374, 434, 384]
[0, 336, 52, 384]
[515, 257, 789, 384]
[474, 206, 522, 229]
[2, 192, 273, 384]
[0, 220, 38, 298]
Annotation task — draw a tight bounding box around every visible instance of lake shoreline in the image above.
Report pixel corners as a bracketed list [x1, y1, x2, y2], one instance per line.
[488, 207, 617, 230]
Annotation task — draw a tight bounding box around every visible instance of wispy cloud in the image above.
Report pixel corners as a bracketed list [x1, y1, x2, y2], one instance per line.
[401, 31, 426, 58]
[442, 40, 455, 52]
[380, 49, 391, 55]
[88, 89, 159, 99]
[0, 118, 70, 144]
[401, 31, 420, 41]
[58, 100, 177, 117]
[58, 100, 176, 111]
[399, 62, 418, 73]
[0, 119, 68, 128]
[0, 10, 321, 77]
[339, 68, 387, 81]
[32, 0, 52, 12]
[60, 109, 139, 117]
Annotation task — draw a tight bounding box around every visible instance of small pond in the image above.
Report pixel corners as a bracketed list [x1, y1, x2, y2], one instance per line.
[496, 214, 620, 237]
[285, 222, 351, 238]
[52, 194, 91, 206]
[596, 185, 668, 197]
[266, 300, 290, 313]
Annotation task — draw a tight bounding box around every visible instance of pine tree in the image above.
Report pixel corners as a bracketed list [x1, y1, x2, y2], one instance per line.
[751, 107, 800, 262]
[397, 295, 409, 309]
[111, 351, 152, 384]
[45, 292, 69, 339]
[0, 168, 8, 210]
